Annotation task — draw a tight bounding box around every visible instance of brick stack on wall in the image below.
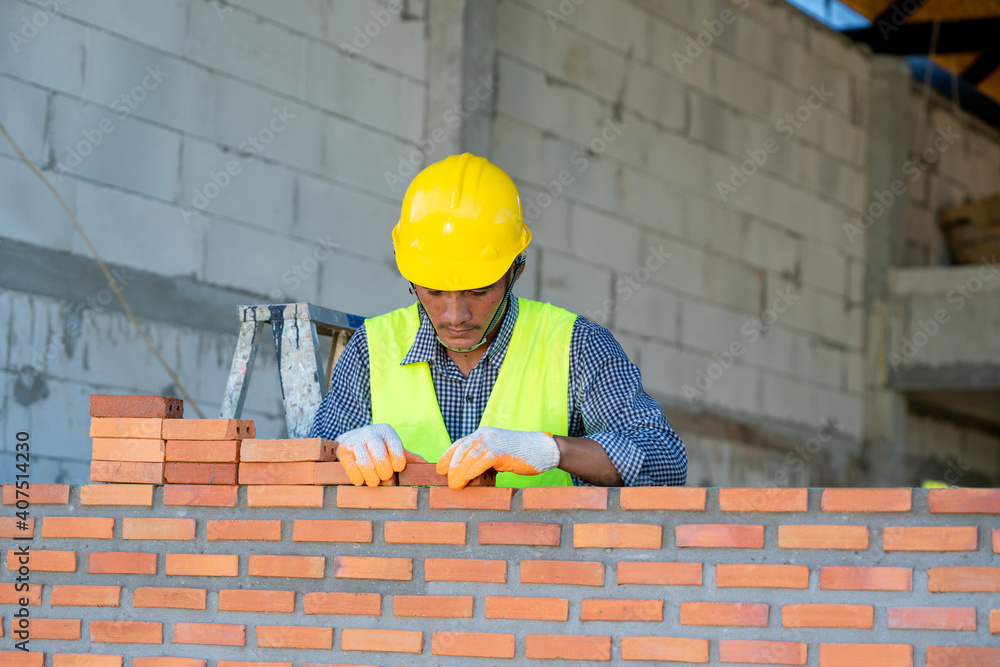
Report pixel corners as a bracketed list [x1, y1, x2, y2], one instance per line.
[1, 482, 998, 664]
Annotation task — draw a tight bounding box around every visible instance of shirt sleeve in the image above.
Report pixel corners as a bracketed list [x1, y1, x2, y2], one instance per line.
[308, 324, 373, 440]
[570, 318, 688, 487]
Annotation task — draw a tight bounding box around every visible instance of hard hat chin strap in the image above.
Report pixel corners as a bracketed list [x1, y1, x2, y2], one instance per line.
[414, 256, 523, 354]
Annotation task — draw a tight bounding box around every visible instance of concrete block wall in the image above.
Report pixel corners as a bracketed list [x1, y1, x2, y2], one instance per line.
[0, 0, 427, 470]
[1, 484, 998, 663]
[491, 0, 870, 484]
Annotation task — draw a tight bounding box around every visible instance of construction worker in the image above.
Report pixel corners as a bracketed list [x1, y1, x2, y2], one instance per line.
[310, 153, 686, 489]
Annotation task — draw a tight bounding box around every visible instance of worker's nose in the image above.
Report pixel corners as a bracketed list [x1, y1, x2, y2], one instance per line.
[441, 293, 472, 325]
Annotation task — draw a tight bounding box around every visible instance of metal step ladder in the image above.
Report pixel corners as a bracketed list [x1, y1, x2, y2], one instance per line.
[220, 303, 364, 438]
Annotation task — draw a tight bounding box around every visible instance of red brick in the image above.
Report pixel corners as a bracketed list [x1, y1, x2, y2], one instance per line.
[928, 566, 1000, 592]
[21, 618, 81, 639]
[394, 594, 473, 618]
[239, 462, 315, 485]
[249, 554, 324, 579]
[41, 516, 114, 539]
[303, 592, 381, 616]
[163, 485, 237, 507]
[574, 522, 661, 549]
[90, 394, 182, 419]
[337, 485, 417, 509]
[90, 461, 164, 484]
[0, 651, 44, 666]
[581, 598, 663, 621]
[820, 566, 912, 591]
[991, 608, 999, 633]
[161, 419, 254, 441]
[819, 643, 912, 666]
[620, 486, 706, 510]
[783, 604, 874, 628]
[340, 628, 422, 653]
[292, 519, 369, 543]
[52, 656, 123, 667]
[432, 631, 514, 658]
[621, 636, 709, 662]
[681, 602, 768, 627]
[0, 517, 33, 539]
[523, 487, 607, 510]
[240, 438, 336, 461]
[398, 462, 495, 486]
[429, 486, 513, 510]
[617, 561, 703, 586]
[521, 560, 604, 586]
[247, 484, 325, 507]
[132, 587, 206, 610]
[384, 520, 466, 544]
[312, 462, 399, 485]
[928, 488, 1000, 513]
[123, 518, 195, 541]
[822, 488, 912, 513]
[887, 606, 976, 631]
[91, 438, 165, 462]
[7, 549, 75, 572]
[926, 647, 1000, 667]
[0, 583, 42, 605]
[526, 634, 611, 661]
[165, 554, 237, 577]
[332, 555, 408, 580]
[90, 417, 163, 439]
[88, 551, 157, 575]
[172, 622, 245, 646]
[478, 521, 560, 546]
[425, 557, 505, 583]
[90, 620, 162, 643]
[209, 519, 282, 542]
[51, 585, 120, 607]
[132, 659, 206, 667]
[675, 524, 764, 548]
[256, 625, 333, 649]
[484, 596, 568, 621]
[778, 525, 869, 549]
[719, 488, 808, 512]
[717, 564, 809, 589]
[883, 526, 978, 551]
[720, 640, 806, 665]
[164, 462, 237, 485]
[218, 589, 295, 613]
[3, 484, 69, 505]
[80, 484, 154, 506]
[165, 440, 240, 463]
[994, 528, 999, 553]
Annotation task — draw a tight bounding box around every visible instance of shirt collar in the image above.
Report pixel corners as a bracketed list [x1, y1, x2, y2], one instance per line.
[400, 297, 519, 370]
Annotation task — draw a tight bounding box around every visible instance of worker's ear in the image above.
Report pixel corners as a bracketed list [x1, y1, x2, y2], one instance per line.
[513, 257, 526, 283]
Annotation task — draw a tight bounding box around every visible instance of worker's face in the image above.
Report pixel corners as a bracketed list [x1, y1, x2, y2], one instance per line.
[415, 266, 517, 349]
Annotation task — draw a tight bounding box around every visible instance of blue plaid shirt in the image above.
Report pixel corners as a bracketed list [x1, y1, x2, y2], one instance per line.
[309, 298, 687, 486]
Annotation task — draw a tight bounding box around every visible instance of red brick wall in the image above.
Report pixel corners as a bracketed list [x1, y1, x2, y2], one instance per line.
[1, 485, 998, 665]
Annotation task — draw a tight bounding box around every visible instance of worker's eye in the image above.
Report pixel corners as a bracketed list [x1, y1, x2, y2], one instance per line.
[425, 290, 443, 297]
[471, 289, 492, 297]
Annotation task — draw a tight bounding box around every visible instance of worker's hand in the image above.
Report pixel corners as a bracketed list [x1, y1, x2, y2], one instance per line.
[436, 426, 561, 490]
[336, 424, 425, 487]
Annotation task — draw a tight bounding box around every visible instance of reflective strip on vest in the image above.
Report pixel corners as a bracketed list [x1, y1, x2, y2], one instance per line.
[368, 298, 575, 487]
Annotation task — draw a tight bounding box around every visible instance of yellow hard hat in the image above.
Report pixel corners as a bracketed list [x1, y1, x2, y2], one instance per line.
[392, 153, 530, 291]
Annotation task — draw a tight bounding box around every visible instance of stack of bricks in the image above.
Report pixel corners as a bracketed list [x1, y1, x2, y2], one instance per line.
[0, 486, 997, 664]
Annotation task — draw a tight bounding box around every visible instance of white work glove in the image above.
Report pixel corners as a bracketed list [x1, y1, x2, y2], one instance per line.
[436, 426, 561, 490]
[336, 424, 424, 487]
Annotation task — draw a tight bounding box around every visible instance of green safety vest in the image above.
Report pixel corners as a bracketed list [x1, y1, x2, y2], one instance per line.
[367, 297, 575, 487]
